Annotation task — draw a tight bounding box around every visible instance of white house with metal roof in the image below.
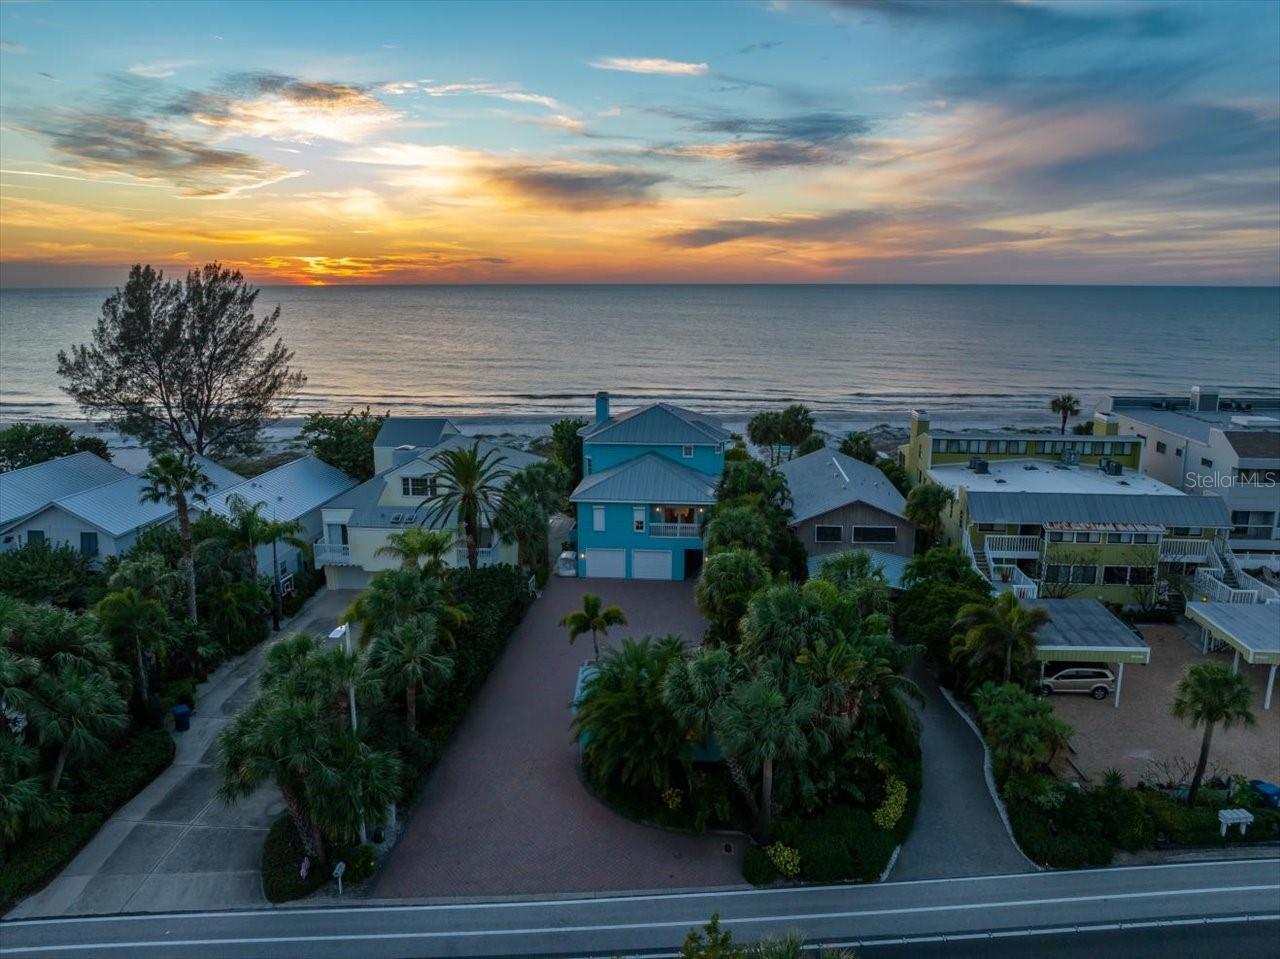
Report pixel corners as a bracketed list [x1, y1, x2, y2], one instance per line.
[777, 449, 915, 578]
[0, 451, 243, 562]
[570, 392, 729, 580]
[317, 435, 542, 589]
[372, 417, 461, 474]
[200, 455, 356, 588]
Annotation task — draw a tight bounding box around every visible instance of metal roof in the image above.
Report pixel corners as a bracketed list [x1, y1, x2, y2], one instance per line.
[1028, 599, 1151, 664]
[807, 548, 911, 589]
[1187, 602, 1280, 665]
[579, 403, 730, 445]
[570, 452, 718, 505]
[1224, 431, 1280, 461]
[778, 449, 906, 523]
[192, 455, 246, 492]
[54, 474, 176, 537]
[202, 456, 357, 523]
[373, 417, 458, 450]
[0, 452, 130, 529]
[966, 491, 1230, 528]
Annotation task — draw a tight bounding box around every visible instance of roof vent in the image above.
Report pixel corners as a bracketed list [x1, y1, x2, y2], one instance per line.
[396, 444, 415, 451]
[994, 478, 1007, 485]
[968, 455, 989, 473]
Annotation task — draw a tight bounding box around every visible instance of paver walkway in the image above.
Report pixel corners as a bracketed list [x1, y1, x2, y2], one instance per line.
[7, 589, 356, 918]
[890, 667, 1031, 880]
[374, 576, 745, 899]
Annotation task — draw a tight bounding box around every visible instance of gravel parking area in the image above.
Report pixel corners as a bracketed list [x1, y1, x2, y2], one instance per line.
[1051, 623, 1280, 786]
[375, 576, 744, 900]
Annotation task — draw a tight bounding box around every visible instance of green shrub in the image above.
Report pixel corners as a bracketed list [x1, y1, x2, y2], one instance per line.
[1008, 799, 1113, 868]
[765, 842, 801, 878]
[873, 776, 908, 831]
[261, 814, 328, 903]
[792, 805, 897, 883]
[0, 812, 105, 912]
[158, 678, 197, 711]
[74, 730, 175, 816]
[742, 844, 778, 885]
[332, 843, 377, 882]
[1138, 791, 1221, 846]
[0, 540, 102, 609]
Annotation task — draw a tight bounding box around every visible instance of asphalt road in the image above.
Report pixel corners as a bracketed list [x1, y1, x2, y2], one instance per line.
[2, 859, 1277, 958]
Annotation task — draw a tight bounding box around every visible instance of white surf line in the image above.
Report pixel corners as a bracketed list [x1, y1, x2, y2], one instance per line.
[6, 857, 1274, 927]
[5, 884, 1276, 953]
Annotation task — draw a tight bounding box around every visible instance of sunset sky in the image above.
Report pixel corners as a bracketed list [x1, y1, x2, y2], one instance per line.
[1, 0, 1278, 287]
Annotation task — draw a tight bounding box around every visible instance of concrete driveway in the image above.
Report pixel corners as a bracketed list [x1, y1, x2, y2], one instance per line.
[7, 589, 357, 918]
[374, 575, 745, 900]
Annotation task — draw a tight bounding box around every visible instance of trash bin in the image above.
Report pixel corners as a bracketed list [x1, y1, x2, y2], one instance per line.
[172, 704, 192, 732]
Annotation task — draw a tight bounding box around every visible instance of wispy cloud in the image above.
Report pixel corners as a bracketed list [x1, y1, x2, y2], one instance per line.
[651, 109, 871, 168]
[486, 163, 667, 210]
[590, 57, 709, 76]
[0, 40, 28, 54]
[413, 80, 563, 111]
[127, 59, 202, 79]
[659, 208, 887, 248]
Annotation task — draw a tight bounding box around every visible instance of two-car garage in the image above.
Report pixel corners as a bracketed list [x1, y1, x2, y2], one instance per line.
[582, 548, 676, 580]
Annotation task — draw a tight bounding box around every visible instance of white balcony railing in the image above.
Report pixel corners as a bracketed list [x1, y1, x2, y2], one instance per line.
[1160, 537, 1212, 561]
[649, 522, 701, 538]
[992, 564, 1039, 600]
[1193, 567, 1258, 604]
[1235, 551, 1280, 573]
[983, 534, 1043, 556]
[314, 543, 353, 566]
[455, 546, 497, 567]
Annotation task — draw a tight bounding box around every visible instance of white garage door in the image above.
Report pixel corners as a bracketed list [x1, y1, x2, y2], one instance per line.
[631, 549, 674, 580]
[584, 549, 626, 578]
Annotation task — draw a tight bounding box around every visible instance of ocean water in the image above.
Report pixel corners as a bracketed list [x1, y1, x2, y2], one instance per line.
[1, 284, 1277, 430]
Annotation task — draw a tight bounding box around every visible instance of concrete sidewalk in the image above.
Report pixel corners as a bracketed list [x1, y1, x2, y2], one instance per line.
[6, 588, 355, 918]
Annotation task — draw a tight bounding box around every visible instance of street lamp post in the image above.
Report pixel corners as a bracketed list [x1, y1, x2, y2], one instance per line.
[328, 621, 366, 844]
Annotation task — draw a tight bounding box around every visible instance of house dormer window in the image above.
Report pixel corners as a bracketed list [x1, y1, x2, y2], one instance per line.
[682, 445, 694, 458]
[402, 476, 432, 497]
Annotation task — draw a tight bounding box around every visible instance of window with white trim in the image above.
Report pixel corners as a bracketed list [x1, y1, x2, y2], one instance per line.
[682, 445, 694, 458]
[593, 505, 606, 532]
[814, 525, 843, 543]
[852, 526, 896, 544]
[401, 476, 432, 497]
[633, 507, 646, 533]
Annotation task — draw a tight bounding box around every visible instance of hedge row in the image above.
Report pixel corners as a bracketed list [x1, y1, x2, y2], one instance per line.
[1, 730, 175, 911]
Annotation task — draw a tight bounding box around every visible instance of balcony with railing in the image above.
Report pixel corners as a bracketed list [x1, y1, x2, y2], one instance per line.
[1160, 537, 1212, 561]
[650, 522, 702, 538]
[982, 534, 1043, 558]
[455, 545, 497, 567]
[992, 563, 1039, 599]
[314, 542, 353, 566]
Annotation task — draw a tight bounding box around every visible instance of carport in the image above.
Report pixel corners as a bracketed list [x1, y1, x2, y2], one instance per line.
[1028, 599, 1151, 708]
[1186, 602, 1280, 710]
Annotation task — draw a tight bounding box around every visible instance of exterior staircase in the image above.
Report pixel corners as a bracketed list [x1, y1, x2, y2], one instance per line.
[973, 541, 992, 580]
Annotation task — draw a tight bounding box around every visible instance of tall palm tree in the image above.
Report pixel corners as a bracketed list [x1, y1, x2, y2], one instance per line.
[716, 671, 816, 841]
[368, 615, 454, 730]
[746, 411, 784, 466]
[560, 593, 627, 660]
[951, 591, 1047, 686]
[492, 493, 547, 571]
[1170, 661, 1256, 805]
[504, 461, 569, 515]
[694, 548, 770, 646]
[904, 482, 955, 547]
[308, 733, 403, 847]
[419, 441, 510, 572]
[223, 494, 310, 582]
[374, 527, 456, 574]
[96, 587, 170, 705]
[140, 450, 213, 623]
[704, 506, 771, 557]
[342, 568, 468, 646]
[35, 664, 129, 792]
[1050, 393, 1081, 435]
[777, 404, 815, 460]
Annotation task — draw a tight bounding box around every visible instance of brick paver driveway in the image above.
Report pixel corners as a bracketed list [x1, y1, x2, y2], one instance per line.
[374, 576, 745, 899]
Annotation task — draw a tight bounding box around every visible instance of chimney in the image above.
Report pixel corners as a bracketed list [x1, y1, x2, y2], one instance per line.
[909, 409, 930, 442]
[595, 391, 611, 425]
[1190, 385, 1219, 412]
[1093, 413, 1119, 436]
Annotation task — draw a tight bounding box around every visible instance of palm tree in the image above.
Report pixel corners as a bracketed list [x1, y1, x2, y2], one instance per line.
[777, 404, 815, 460]
[308, 733, 403, 846]
[904, 482, 955, 547]
[704, 506, 771, 557]
[202, 580, 266, 653]
[560, 593, 627, 661]
[837, 431, 877, 464]
[746, 411, 784, 466]
[374, 527, 456, 574]
[738, 583, 834, 664]
[0, 738, 67, 855]
[716, 671, 816, 841]
[223, 494, 310, 582]
[572, 636, 688, 792]
[140, 450, 213, 623]
[419, 441, 510, 572]
[368, 615, 454, 729]
[35, 664, 129, 792]
[1050, 393, 1081, 435]
[107, 553, 186, 619]
[96, 587, 170, 705]
[505, 461, 570, 515]
[342, 568, 468, 646]
[1170, 661, 1256, 805]
[492, 493, 547, 571]
[695, 548, 770, 645]
[951, 591, 1047, 686]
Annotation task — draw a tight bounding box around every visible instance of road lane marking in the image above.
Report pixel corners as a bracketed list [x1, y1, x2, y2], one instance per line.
[3, 884, 1276, 953]
[4, 858, 1276, 927]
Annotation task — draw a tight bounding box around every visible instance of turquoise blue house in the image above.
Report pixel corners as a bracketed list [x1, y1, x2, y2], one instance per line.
[570, 392, 729, 579]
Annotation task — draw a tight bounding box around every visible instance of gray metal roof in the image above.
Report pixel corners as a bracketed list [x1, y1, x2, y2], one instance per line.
[54, 474, 176, 537]
[373, 417, 458, 450]
[570, 452, 718, 505]
[327, 439, 543, 528]
[202, 456, 357, 523]
[807, 548, 911, 589]
[192, 455, 246, 492]
[579, 403, 730, 445]
[1028, 599, 1151, 663]
[1187, 602, 1280, 665]
[966, 490, 1230, 528]
[778, 450, 906, 524]
[0, 452, 129, 529]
